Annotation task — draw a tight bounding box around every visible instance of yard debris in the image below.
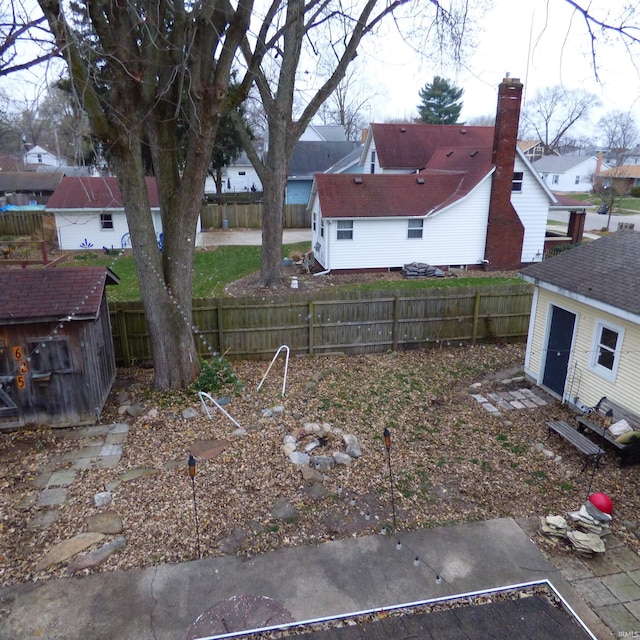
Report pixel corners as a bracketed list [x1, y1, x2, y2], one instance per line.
[401, 262, 446, 278]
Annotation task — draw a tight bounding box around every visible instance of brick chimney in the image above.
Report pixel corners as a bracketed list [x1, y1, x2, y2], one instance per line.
[484, 77, 525, 269]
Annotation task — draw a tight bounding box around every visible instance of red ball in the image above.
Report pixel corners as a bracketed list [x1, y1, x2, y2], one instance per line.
[589, 492, 613, 515]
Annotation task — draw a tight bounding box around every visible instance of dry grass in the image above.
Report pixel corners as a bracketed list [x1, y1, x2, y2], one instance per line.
[1, 343, 639, 587]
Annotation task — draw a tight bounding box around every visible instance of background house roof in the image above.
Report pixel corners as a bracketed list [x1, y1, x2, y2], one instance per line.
[47, 176, 160, 209]
[315, 169, 489, 219]
[0, 267, 119, 323]
[533, 155, 597, 172]
[0, 171, 64, 193]
[520, 231, 640, 316]
[598, 165, 640, 179]
[288, 141, 361, 178]
[369, 123, 494, 170]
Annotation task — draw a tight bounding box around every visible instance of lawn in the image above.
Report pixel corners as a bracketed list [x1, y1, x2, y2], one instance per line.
[561, 192, 640, 213]
[63, 243, 522, 302]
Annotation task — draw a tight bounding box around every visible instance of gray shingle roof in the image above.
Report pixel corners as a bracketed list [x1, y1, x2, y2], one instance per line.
[520, 231, 640, 315]
[532, 155, 595, 172]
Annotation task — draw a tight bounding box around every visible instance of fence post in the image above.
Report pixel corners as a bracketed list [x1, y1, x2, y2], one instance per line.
[117, 308, 132, 367]
[217, 303, 224, 353]
[471, 291, 481, 345]
[392, 296, 399, 351]
[308, 301, 314, 355]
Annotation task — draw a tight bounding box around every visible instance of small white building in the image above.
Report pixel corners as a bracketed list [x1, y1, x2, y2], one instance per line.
[23, 145, 63, 168]
[533, 155, 606, 193]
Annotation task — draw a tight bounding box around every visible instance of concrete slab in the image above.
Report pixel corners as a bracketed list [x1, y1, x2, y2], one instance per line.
[572, 577, 619, 607]
[36, 488, 67, 507]
[99, 443, 122, 457]
[601, 574, 640, 603]
[597, 603, 640, 634]
[0, 518, 609, 640]
[45, 469, 77, 488]
[96, 455, 122, 469]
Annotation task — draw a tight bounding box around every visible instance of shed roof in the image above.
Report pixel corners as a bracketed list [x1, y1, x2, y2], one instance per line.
[46, 176, 160, 209]
[289, 141, 362, 177]
[520, 231, 640, 315]
[0, 267, 119, 324]
[369, 123, 494, 170]
[0, 171, 64, 192]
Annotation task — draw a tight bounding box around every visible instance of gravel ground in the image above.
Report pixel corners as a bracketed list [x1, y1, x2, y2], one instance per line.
[1, 342, 639, 588]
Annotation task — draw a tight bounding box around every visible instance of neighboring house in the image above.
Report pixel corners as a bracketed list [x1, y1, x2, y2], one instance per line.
[309, 77, 585, 273]
[47, 176, 165, 251]
[533, 155, 605, 193]
[299, 124, 347, 142]
[519, 231, 640, 416]
[286, 141, 361, 204]
[23, 145, 63, 168]
[604, 145, 640, 166]
[596, 165, 640, 195]
[518, 140, 553, 163]
[323, 146, 364, 175]
[205, 151, 264, 195]
[0, 267, 119, 429]
[0, 171, 64, 205]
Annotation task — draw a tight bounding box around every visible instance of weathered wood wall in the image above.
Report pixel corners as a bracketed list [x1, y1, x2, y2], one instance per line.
[200, 204, 310, 230]
[109, 283, 533, 366]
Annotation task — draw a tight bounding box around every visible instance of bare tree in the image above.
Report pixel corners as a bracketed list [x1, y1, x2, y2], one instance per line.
[598, 110, 639, 166]
[520, 86, 600, 155]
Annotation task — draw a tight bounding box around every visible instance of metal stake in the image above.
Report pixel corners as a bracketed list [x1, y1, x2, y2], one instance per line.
[188, 454, 201, 558]
[384, 428, 397, 530]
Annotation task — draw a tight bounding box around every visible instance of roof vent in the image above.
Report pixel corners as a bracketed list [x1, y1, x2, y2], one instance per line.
[469, 150, 478, 157]
[460, 128, 467, 134]
[446, 150, 453, 157]
[354, 177, 363, 184]
[399, 127, 407, 133]
[416, 178, 425, 185]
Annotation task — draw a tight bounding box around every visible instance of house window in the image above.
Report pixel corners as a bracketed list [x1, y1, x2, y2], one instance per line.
[551, 174, 559, 185]
[512, 172, 524, 192]
[37, 154, 43, 163]
[238, 171, 246, 175]
[100, 213, 113, 230]
[575, 175, 580, 185]
[320, 219, 324, 238]
[337, 220, 353, 240]
[590, 321, 624, 382]
[408, 219, 423, 239]
[27, 338, 72, 373]
[313, 211, 316, 232]
[370, 150, 376, 174]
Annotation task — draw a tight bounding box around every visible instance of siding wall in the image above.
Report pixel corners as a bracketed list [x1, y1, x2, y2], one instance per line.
[525, 287, 640, 415]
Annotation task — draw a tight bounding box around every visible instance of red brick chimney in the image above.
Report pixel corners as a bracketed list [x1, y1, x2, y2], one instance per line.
[484, 77, 525, 269]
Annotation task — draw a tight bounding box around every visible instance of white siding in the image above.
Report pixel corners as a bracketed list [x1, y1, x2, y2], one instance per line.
[317, 177, 491, 270]
[511, 155, 548, 263]
[526, 287, 640, 415]
[54, 209, 163, 251]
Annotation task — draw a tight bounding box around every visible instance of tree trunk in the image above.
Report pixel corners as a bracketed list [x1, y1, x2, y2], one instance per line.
[260, 161, 288, 287]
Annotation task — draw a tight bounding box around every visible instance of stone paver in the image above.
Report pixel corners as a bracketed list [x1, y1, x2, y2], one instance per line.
[108, 423, 130, 434]
[597, 603, 640, 634]
[572, 577, 620, 607]
[609, 546, 640, 572]
[27, 510, 60, 531]
[105, 432, 128, 445]
[37, 487, 68, 507]
[601, 573, 640, 603]
[46, 468, 77, 487]
[99, 443, 123, 457]
[75, 445, 104, 459]
[553, 554, 594, 581]
[482, 402, 499, 413]
[96, 455, 122, 469]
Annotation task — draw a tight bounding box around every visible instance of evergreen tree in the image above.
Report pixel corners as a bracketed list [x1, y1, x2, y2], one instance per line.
[417, 76, 463, 124]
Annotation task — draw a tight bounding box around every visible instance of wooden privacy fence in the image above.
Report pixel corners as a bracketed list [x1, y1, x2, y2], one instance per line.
[200, 203, 310, 229]
[109, 283, 533, 366]
[0, 210, 50, 237]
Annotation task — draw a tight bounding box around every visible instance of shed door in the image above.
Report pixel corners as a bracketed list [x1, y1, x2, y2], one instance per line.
[0, 338, 22, 427]
[542, 305, 576, 398]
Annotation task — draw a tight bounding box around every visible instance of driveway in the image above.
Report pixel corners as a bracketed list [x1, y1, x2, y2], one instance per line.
[199, 228, 311, 247]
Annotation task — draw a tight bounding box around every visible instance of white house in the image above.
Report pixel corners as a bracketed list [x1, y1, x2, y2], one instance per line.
[533, 155, 606, 192]
[23, 145, 63, 168]
[47, 176, 201, 251]
[309, 78, 585, 273]
[205, 152, 263, 195]
[520, 231, 640, 417]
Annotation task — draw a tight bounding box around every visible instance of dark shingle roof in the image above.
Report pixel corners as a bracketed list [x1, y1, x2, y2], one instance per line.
[46, 177, 160, 209]
[520, 231, 640, 316]
[0, 171, 64, 192]
[0, 267, 119, 323]
[370, 123, 494, 170]
[289, 142, 362, 177]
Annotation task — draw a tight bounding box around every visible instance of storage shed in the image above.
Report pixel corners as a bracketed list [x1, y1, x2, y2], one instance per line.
[0, 267, 119, 429]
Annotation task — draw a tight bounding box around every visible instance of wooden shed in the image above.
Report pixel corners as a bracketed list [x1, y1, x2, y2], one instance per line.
[0, 267, 119, 429]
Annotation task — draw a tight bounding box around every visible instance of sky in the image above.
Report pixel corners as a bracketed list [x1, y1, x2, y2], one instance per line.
[363, 0, 640, 135]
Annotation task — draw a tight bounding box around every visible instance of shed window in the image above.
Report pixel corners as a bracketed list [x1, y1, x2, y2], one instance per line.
[575, 175, 580, 184]
[512, 172, 524, 192]
[28, 338, 72, 374]
[589, 322, 624, 382]
[408, 219, 423, 239]
[100, 213, 113, 230]
[552, 174, 559, 185]
[337, 220, 353, 240]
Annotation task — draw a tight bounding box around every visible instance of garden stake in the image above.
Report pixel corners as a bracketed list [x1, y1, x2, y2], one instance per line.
[384, 427, 397, 529]
[188, 455, 201, 558]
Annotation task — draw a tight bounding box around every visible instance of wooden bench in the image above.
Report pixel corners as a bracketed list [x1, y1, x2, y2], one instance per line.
[546, 420, 604, 471]
[576, 396, 640, 456]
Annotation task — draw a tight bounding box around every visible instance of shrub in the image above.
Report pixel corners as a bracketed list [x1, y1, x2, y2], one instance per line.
[191, 355, 241, 394]
[630, 186, 640, 198]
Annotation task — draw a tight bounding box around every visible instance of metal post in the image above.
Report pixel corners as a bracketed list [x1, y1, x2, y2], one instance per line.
[188, 455, 201, 558]
[384, 428, 397, 530]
